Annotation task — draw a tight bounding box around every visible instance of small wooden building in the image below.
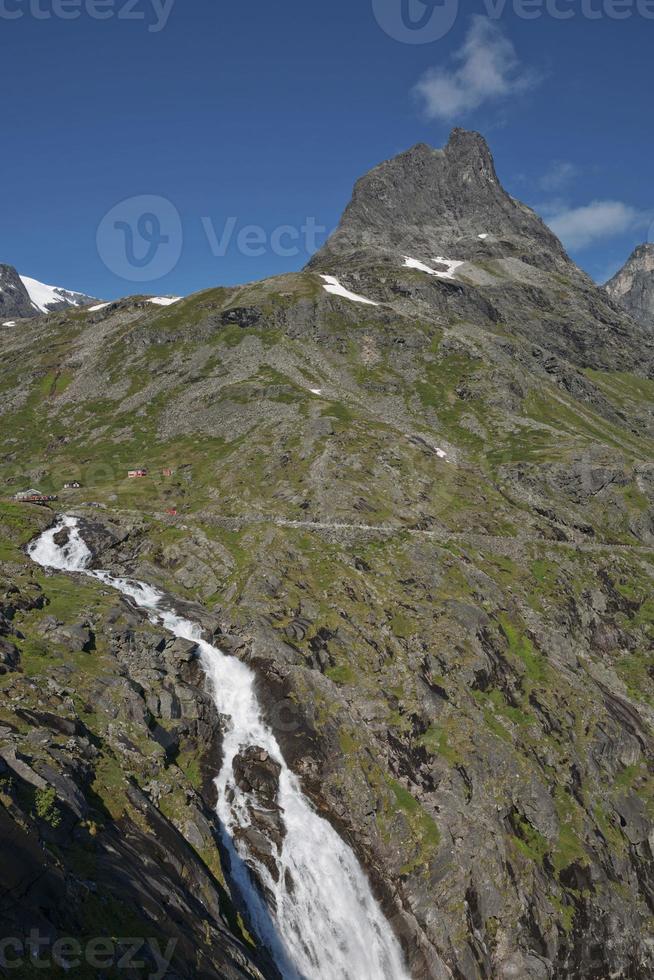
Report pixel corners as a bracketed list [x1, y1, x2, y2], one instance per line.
[14, 489, 58, 505]
[15, 489, 42, 500]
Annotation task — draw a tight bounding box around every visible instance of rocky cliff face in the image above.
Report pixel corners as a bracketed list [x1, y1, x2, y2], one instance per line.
[1, 130, 654, 980]
[309, 130, 569, 274]
[606, 243, 654, 330]
[0, 264, 35, 320]
[309, 130, 653, 377]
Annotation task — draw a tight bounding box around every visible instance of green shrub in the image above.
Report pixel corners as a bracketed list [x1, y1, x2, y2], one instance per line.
[35, 786, 62, 828]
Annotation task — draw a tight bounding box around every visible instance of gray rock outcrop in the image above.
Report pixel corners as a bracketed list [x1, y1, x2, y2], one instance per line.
[0, 263, 35, 320]
[605, 243, 654, 330]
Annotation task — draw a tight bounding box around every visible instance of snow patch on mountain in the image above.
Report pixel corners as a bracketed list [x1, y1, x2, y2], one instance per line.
[403, 256, 464, 280]
[20, 275, 95, 314]
[148, 296, 182, 306]
[320, 275, 378, 306]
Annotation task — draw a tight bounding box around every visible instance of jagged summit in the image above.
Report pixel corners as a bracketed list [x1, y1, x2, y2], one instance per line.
[304, 128, 653, 375]
[605, 243, 654, 330]
[307, 128, 568, 274]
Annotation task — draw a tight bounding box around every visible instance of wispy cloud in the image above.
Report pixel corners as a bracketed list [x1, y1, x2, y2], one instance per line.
[413, 18, 537, 121]
[538, 161, 580, 192]
[546, 200, 644, 250]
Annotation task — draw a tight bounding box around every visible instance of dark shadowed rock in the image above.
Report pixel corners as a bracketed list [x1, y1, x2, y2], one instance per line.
[0, 264, 34, 319]
[232, 746, 286, 887]
[0, 637, 20, 673]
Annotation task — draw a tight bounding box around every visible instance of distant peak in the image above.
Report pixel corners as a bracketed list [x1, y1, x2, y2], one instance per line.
[608, 243, 654, 277]
[0, 263, 99, 320]
[605, 242, 654, 329]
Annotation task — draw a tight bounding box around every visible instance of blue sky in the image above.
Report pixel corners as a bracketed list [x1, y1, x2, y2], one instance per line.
[2, 0, 652, 299]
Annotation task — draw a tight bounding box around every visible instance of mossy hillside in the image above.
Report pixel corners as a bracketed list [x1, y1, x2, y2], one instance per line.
[584, 368, 654, 417]
[2, 283, 652, 548]
[0, 318, 648, 572]
[114, 511, 654, 920]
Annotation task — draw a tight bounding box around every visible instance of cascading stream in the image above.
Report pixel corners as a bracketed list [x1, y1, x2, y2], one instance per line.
[29, 516, 411, 980]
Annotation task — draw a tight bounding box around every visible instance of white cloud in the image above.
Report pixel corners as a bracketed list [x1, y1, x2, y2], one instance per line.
[546, 201, 643, 250]
[413, 18, 536, 121]
[538, 161, 580, 192]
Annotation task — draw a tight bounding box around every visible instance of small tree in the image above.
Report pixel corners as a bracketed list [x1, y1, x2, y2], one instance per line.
[35, 786, 62, 828]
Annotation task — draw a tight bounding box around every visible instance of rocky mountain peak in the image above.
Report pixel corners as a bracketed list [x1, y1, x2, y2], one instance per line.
[445, 127, 499, 182]
[307, 128, 568, 274]
[605, 243, 654, 329]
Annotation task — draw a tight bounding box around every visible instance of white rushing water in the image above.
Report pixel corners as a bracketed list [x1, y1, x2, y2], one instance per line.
[29, 517, 411, 980]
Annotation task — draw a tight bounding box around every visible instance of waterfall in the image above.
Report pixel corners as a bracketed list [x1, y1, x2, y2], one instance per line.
[29, 516, 411, 980]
